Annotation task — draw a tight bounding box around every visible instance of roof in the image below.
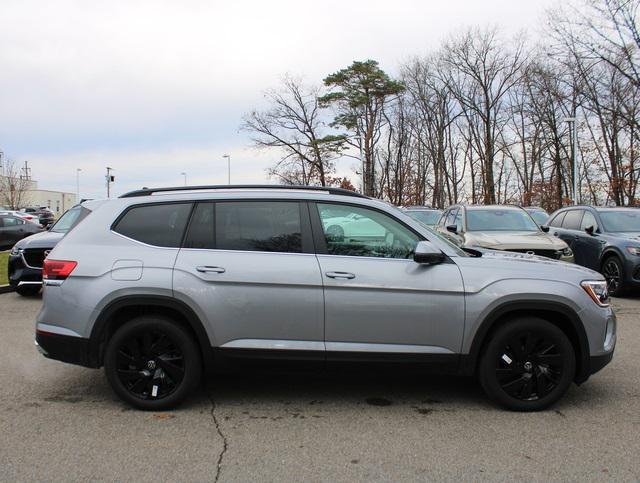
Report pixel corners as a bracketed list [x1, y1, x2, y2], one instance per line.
[119, 184, 368, 199]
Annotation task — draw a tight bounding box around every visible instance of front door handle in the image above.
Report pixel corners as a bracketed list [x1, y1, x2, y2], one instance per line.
[325, 271, 355, 279]
[196, 266, 226, 274]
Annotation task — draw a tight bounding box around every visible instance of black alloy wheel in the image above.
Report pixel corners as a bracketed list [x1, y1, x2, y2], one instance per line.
[602, 256, 626, 297]
[479, 318, 575, 411]
[105, 317, 201, 410]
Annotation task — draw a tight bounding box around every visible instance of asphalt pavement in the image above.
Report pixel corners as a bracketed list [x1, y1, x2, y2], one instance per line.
[0, 292, 638, 481]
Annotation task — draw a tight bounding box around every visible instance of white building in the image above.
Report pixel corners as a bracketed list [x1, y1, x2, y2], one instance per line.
[0, 175, 76, 217]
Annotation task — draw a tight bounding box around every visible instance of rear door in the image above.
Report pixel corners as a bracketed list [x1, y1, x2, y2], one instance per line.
[311, 201, 465, 361]
[173, 200, 324, 353]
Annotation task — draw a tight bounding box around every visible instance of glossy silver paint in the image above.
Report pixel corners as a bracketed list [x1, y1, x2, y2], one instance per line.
[36, 189, 615, 365]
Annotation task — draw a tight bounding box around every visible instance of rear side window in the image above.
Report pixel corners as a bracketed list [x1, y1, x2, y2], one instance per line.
[562, 210, 583, 230]
[113, 203, 192, 247]
[549, 211, 566, 228]
[215, 201, 302, 253]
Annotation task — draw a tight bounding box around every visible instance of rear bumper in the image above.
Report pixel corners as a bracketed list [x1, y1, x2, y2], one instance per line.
[35, 330, 96, 368]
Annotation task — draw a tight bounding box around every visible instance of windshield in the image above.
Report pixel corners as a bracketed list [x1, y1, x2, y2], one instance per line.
[466, 209, 539, 232]
[405, 210, 442, 226]
[599, 210, 640, 232]
[50, 206, 86, 233]
[528, 210, 549, 225]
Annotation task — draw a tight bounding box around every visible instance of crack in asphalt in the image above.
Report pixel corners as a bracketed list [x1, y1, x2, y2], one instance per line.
[207, 386, 228, 483]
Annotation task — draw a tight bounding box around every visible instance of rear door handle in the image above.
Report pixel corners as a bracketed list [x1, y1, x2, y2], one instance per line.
[196, 266, 226, 274]
[325, 271, 355, 279]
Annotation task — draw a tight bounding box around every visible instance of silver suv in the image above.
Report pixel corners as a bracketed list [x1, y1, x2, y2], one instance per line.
[35, 186, 616, 411]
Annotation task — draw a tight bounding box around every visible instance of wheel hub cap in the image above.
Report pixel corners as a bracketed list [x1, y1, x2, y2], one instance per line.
[523, 361, 533, 371]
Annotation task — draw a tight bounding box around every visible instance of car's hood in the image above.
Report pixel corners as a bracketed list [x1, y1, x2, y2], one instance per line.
[14, 230, 64, 249]
[464, 231, 567, 250]
[610, 232, 640, 241]
[455, 249, 603, 289]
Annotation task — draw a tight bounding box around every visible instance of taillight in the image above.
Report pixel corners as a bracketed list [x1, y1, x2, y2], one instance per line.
[43, 259, 77, 280]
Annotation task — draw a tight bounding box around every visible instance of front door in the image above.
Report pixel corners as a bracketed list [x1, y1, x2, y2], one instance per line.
[173, 200, 324, 352]
[311, 202, 465, 359]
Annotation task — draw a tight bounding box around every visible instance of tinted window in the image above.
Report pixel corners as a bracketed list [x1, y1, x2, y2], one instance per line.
[599, 210, 640, 232]
[549, 211, 566, 228]
[114, 203, 192, 247]
[317, 203, 419, 259]
[184, 202, 214, 249]
[466, 209, 538, 232]
[215, 201, 302, 253]
[562, 210, 583, 230]
[580, 211, 599, 231]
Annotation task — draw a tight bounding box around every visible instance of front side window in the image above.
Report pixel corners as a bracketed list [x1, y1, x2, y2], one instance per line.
[215, 201, 302, 253]
[466, 209, 539, 232]
[2, 216, 24, 227]
[113, 203, 193, 248]
[446, 208, 458, 227]
[580, 211, 599, 231]
[317, 203, 419, 259]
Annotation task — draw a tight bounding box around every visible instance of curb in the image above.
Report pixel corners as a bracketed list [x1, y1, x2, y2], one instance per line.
[0, 285, 15, 294]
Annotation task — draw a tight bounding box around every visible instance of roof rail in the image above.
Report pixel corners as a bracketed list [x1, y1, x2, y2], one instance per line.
[119, 184, 369, 199]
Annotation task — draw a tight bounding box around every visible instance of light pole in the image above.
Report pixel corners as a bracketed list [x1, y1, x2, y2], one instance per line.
[564, 115, 579, 205]
[106, 167, 114, 198]
[76, 168, 82, 202]
[181, 172, 187, 186]
[222, 154, 231, 185]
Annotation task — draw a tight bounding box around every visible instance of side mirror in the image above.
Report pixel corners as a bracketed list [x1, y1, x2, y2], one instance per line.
[413, 240, 446, 265]
[585, 225, 596, 236]
[540, 225, 550, 233]
[446, 224, 458, 234]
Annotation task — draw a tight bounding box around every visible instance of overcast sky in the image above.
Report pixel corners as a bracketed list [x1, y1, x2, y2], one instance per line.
[0, 0, 557, 199]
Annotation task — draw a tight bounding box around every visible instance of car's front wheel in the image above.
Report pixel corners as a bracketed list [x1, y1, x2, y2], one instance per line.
[104, 316, 202, 410]
[478, 318, 576, 411]
[602, 255, 628, 297]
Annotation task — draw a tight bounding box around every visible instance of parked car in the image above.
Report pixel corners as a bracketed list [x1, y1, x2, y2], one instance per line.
[23, 206, 55, 227]
[0, 214, 43, 250]
[435, 204, 574, 262]
[35, 185, 614, 411]
[547, 205, 640, 296]
[524, 206, 549, 226]
[0, 210, 39, 224]
[8, 204, 91, 296]
[403, 206, 443, 228]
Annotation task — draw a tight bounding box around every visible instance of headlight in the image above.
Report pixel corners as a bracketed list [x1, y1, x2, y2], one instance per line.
[559, 247, 573, 257]
[10, 246, 23, 256]
[626, 246, 640, 256]
[581, 280, 610, 307]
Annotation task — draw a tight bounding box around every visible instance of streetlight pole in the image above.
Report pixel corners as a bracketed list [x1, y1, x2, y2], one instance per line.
[564, 116, 579, 205]
[222, 154, 231, 184]
[106, 167, 113, 198]
[181, 172, 187, 186]
[76, 168, 82, 202]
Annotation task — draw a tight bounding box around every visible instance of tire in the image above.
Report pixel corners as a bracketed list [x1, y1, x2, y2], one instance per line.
[104, 316, 202, 410]
[16, 284, 41, 296]
[602, 255, 628, 297]
[478, 317, 576, 411]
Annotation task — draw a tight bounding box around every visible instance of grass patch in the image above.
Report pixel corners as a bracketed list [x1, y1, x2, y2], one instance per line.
[0, 252, 8, 286]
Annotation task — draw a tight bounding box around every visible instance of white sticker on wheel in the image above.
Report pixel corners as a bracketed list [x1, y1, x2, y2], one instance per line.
[152, 385, 158, 397]
[502, 354, 513, 364]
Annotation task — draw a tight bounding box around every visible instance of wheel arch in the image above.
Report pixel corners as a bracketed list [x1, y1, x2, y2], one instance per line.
[461, 301, 591, 383]
[88, 295, 213, 372]
[600, 246, 624, 267]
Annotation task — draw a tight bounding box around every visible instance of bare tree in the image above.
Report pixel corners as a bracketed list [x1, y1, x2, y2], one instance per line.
[241, 76, 346, 186]
[0, 159, 32, 209]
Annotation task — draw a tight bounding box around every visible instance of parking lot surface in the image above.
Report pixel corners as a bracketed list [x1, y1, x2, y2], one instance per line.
[0, 293, 639, 481]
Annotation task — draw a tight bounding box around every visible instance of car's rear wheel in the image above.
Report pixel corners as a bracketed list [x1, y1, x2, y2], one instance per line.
[478, 318, 575, 411]
[15, 284, 41, 296]
[104, 316, 202, 410]
[602, 255, 628, 297]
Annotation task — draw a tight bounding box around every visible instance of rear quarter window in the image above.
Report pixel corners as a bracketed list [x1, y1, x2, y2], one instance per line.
[113, 202, 193, 248]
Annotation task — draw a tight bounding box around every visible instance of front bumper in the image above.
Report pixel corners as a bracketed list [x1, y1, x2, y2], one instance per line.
[8, 253, 43, 287]
[589, 351, 614, 375]
[35, 330, 94, 368]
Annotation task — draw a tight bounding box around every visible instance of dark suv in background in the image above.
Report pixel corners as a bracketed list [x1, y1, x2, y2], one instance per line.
[548, 206, 640, 295]
[8, 204, 89, 296]
[24, 206, 55, 227]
